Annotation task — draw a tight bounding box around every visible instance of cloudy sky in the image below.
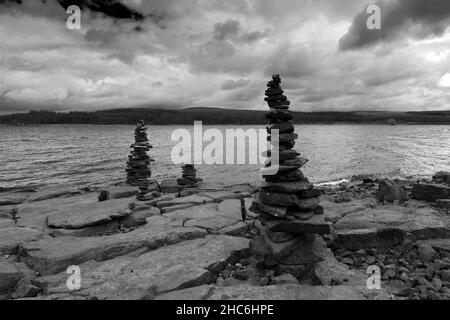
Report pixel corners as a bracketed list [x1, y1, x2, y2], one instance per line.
[1, 0, 450, 114]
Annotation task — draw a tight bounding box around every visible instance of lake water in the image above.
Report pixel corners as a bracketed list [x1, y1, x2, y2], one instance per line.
[0, 124, 449, 190]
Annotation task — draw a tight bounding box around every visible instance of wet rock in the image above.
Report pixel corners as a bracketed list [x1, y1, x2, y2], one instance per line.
[411, 183, 450, 202]
[35, 236, 249, 300]
[377, 179, 407, 203]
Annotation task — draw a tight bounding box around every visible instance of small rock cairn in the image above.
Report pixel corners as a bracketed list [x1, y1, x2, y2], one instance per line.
[177, 164, 202, 187]
[125, 120, 153, 200]
[249, 74, 330, 278]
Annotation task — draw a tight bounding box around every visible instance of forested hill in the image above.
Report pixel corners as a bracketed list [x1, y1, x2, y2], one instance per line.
[1, 108, 450, 125]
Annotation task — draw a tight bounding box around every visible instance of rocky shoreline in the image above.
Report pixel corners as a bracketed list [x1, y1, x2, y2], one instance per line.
[0, 171, 449, 300]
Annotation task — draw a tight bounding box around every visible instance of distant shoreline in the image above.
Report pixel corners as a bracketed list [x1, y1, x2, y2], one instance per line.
[1, 108, 449, 125]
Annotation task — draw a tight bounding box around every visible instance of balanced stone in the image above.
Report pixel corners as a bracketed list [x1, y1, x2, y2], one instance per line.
[177, 164, 203, 186]
[125, 120, 154, 201]
[249, 74, 328, 280]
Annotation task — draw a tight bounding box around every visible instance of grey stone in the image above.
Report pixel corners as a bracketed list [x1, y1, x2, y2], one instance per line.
[35, 236, 250, 300]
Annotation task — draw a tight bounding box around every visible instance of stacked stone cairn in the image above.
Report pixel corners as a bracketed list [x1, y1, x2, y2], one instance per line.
[126, 120, 153, 200]
[249, 74, 331, 279]
[177, 164, 202, 187]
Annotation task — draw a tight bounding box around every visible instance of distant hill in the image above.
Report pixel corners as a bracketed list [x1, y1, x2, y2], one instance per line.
[0, 108, 449, 125]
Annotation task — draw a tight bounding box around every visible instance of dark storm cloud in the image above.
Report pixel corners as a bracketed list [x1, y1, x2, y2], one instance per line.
[340, 0, 450, 50]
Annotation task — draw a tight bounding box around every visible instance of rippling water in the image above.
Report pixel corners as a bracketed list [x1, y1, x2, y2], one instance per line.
[0, 124, 449, 190]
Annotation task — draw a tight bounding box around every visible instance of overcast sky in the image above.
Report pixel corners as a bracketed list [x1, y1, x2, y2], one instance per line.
[1, 0, 450, 114]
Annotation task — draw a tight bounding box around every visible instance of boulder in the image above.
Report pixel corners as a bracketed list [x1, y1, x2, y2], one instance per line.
[34, 236, 250, 300]
[411, 183, 450, 202]
[0, 227, 46, 255]
[417, 243, 438, 262]
[377, 179, 407, 203]
[156, 284, 366, 300]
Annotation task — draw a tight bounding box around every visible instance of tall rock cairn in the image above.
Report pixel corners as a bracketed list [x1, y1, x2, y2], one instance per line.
[126, 120, 153, 200]
[249, 74, 330, 279]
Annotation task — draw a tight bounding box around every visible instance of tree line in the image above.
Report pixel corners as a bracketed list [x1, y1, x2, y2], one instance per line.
[0, 108, 449, 125]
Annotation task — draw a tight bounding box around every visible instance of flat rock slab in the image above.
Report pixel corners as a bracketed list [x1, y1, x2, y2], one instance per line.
[418, 239, 450, 255]
[156, 284, 366, 300]
[0, 205, 17, 219]
[35, 236, 250, 300]
[46, 198, 133, 229]
[0, 227, 47, 255]
[412, 183, 450, 202]
[0, 218, 16, 229]
[322, 199, 372, 224]
[157, 195, 213, 208]
[20, 223, 207, 276]
[0, 192, 31, 205]
[100, 185, 138, 199]
[334, 205, 450, 240]
[165, 199, 254, 232]
[16, 193, 106, 231]
[25, 186, 82, 202]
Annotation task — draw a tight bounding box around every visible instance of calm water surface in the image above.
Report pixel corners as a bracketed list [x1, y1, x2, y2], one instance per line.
[0, 124, 449, 189]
